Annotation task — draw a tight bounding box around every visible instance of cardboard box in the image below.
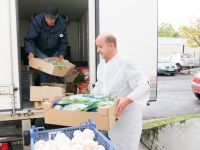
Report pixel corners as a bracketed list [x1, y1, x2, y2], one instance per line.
[64, 71, 79, 82]
[34, 93, 74, 109]
[34, 101, 45, 109]
[30, 86, 64, 101]
[29, 57, 75, 77]
[43, 96, 117, 130]
[66, 82, 77, 94]
[41, 83, 66, 94]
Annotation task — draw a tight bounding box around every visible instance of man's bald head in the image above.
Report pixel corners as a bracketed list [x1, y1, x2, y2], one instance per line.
[96, 32, 117, 48]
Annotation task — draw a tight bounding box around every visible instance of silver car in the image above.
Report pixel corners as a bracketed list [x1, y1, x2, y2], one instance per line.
[158, 56, 178, 75]
[167, 54, 196, 72]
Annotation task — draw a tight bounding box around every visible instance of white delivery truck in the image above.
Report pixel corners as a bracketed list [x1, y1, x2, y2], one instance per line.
[0, 0, 157, 149]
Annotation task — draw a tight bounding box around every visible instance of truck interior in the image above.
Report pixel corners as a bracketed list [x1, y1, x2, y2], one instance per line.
[0, 1, 90, 149]
[17, 0, 90, 109]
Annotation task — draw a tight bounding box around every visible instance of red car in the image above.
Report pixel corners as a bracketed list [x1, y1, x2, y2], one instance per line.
[191, 72, 200, 99]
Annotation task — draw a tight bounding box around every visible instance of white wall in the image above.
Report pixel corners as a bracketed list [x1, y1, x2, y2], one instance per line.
[99, 0, 157, 84]
[158, 45, 200, 59]
[158, 38, 200, 59]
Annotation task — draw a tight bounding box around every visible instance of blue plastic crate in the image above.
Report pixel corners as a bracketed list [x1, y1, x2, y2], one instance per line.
[30, 119, 118, 150]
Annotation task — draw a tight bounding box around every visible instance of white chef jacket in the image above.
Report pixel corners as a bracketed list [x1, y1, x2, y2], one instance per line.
[93, 52, 150, 150]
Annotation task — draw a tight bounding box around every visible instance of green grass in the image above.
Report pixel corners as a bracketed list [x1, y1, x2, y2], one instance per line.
[143, 114, 200, 129]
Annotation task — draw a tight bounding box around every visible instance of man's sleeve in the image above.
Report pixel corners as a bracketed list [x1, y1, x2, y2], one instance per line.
[24, 21, 40, 54]
[124, 59, 150, 107]
[58, 26, 68, 56]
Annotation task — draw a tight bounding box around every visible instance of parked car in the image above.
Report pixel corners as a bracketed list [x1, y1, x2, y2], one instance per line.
[166, 54, 196, 72]
[191, 72, 200, 100]
[194, 58, 199, 68]
[157, 56, 178, 75]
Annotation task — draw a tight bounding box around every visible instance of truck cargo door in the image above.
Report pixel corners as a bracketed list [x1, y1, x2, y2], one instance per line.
[0, 0, 21, 110]
[97, 0, 157, 101]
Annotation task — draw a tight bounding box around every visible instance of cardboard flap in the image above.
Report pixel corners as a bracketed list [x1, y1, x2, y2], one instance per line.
[97, 100, 118, 116]
[30, 86, 63, 101]
[29, 58, 54, 73]
[108, 100, 118, 125]
[97, 106, 109, 115]
[43, 96, 62, 110]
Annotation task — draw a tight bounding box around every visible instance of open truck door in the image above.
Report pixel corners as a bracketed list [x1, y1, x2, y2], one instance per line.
[94, 0, 158, 102]
[0, 0, 21, 111]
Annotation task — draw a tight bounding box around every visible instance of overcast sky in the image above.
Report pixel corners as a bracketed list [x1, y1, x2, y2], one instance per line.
[158, 0, 200, 30]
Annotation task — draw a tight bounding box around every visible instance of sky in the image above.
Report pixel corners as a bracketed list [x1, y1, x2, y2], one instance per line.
[158, 0, 200, 30]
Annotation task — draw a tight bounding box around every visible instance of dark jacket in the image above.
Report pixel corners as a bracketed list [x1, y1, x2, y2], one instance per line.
[24, 13, 68, 56]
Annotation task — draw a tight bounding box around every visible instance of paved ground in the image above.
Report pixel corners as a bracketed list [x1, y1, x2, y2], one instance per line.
[138, 71, 200, 150]
[139, 142, 149, 150]
[143, 72, 200, 120]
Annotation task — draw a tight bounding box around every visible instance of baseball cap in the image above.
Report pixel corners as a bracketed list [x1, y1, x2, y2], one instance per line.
[44, 4, 58, 19]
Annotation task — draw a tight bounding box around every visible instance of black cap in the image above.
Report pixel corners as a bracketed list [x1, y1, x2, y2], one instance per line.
[44, 4, 58, 19]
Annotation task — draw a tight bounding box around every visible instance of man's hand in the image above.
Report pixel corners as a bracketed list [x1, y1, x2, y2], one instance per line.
[115, 97, 133, 119]
[27, 52, 34, 61]
[59, 55, 64, 60]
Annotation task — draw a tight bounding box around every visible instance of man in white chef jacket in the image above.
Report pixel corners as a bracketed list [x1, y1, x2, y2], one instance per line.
[93, 32, 150, 150]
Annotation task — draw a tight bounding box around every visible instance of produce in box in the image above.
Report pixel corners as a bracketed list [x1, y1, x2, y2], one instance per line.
[45, 58, 71, 70]
[53, 94, 114, 112]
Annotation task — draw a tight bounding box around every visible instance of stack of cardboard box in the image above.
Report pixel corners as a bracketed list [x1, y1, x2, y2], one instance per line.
[29, 57, 75, 109]
[29, 58, 117, 130]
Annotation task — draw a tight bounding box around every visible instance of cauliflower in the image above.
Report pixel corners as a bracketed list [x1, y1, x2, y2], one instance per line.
[54, 132, 71, 149]
[71, 130, 84, 145]
[71, 144, 84, 150]
[34, 128, 107, 150]
[98, 145, 105, 150]
[59, 145, 72, 150]
[82, 139, 98, 150]
[71, 136, 84, 145]
[34, 140, 46, 150]
[42, 140, 57, 150]
[82, 129, 95, 140]
[73, 130, 83, 137]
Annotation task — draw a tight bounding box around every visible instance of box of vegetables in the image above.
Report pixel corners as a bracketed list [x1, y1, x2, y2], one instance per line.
[30, 119, 118, 150]
[29, 57, 75, 77]
[43, 94, 117, 130]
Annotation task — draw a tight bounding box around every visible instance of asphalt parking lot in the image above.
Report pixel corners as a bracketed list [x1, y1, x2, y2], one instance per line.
[143, 71, 200, 120]
[139, 70, 200, 150]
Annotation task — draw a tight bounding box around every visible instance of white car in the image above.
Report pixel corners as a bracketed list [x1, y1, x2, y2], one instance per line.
[166, 54, 196, 72]
[195, 58, 199, 68]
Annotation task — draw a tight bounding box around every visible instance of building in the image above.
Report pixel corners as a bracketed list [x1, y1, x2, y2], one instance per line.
[158, 37, 200, 59]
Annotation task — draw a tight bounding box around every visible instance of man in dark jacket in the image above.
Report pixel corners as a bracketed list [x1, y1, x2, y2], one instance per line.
[24, 4, 68, 84]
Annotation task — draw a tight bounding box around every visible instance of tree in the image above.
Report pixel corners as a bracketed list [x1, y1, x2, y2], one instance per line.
[158, 23, 179, 37]
[179, 19, 200, 48]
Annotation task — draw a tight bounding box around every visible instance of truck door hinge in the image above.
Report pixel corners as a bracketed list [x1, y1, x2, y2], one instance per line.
[23, 110, 34, 116]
